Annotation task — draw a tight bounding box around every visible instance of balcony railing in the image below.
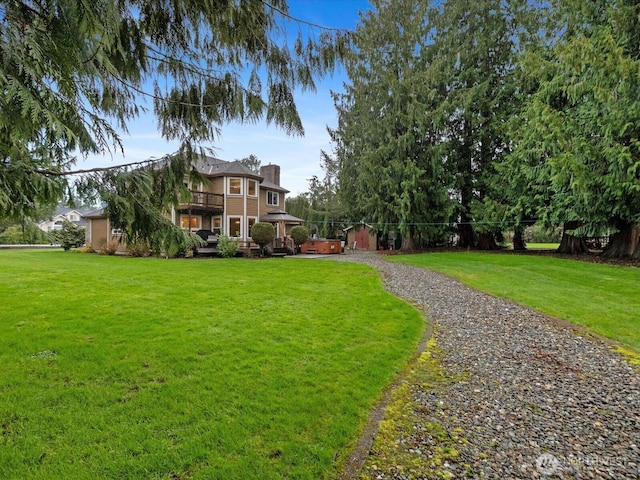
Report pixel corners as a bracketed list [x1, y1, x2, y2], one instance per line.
[182, 191, 224, 210]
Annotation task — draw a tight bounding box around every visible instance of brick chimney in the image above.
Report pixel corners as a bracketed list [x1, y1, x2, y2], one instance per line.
[260, 164, 280, 186]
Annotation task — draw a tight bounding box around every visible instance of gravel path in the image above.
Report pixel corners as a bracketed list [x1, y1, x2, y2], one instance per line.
[328, 252, 640, 479]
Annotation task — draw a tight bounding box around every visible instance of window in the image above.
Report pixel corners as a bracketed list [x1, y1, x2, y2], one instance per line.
[228, 217, 242, 237]
[68, 214, 78, 221]
[212, 216, 222, 235]
[247, 217, 257, 237]
[180, 215, 201, 231]
[184, 179, 203, 191]
[247, 179, 257, 197]
[267, 191, 279, 206]
[228, 178, 242, 195]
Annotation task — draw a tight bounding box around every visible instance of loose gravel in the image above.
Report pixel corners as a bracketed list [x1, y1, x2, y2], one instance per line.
[328, 252, 640, 479]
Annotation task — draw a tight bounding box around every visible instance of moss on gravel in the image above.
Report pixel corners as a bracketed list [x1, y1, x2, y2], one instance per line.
[359, 338, 466, 480]
[613, 345, 640, 369]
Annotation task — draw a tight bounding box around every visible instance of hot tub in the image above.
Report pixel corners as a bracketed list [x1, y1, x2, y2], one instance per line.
[300, 239, 342, 254]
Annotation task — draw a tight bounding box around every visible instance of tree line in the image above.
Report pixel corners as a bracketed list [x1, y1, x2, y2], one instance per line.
[2, 1, 639, 258]
[324, 0, 640, 258]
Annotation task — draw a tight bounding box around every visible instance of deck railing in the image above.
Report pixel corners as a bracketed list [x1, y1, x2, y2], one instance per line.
[184, 191, 224, 210]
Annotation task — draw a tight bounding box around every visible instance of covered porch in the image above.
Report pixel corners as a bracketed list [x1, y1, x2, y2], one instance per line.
[258, 210, 305, 255]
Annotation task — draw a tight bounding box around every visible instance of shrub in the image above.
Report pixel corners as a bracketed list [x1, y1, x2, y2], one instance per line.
[98, 238, 119, 255]
[165, 232, 205, 258]
[290, 225, 309, 254]
[524, 225, 563, 243]
[250, 222, 275, 257]
[49, 220, 85, 250]
[126, 239, 151, 257]
[0, 223, 49, 244]
[217, 234, 239, 258]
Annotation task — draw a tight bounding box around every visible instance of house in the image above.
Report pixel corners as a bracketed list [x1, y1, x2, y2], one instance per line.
[83, 156, 302, 254]
[38, 206, 92, 233]
[82, 207, 125, 253]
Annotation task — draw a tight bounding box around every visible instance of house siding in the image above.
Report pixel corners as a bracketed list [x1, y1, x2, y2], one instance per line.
[225, 196, 244, 215]
[246, 198, 259, 217]
[259, 189, 285, 216]
[209, 177, 224, 195]
[87, 218, 109, 247]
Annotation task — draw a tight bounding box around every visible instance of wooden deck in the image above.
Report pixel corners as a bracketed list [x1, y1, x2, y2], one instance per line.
[179, 191, 224, 213]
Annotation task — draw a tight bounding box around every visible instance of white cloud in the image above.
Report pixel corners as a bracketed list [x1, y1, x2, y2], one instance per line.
[78, 88, 339, 196]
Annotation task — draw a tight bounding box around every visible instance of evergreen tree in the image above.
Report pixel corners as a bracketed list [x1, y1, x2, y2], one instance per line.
[508, 0, 640, 257]
[333, 0, 452, 248]
[423, 0, 542, 249]
[0, 0, 349, 251]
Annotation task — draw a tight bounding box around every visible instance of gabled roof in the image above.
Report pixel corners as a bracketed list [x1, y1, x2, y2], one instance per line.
[260, 179, 289, 193]
[38, 206, 94, 225]
[343, 223, 375, 232]
[50, 206, 94, 218]
[193, 156, 262, 180]
[82, 208, 107, 219]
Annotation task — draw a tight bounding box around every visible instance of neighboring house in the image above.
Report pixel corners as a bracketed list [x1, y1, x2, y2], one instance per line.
[38, 207, 92, 233]
[83, 156, 302, 253]
[82, 207, 126, 253]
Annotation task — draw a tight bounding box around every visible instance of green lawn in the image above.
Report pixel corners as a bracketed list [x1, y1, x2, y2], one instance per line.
[519, 242, 560, 250]
[390, 252, 640, 350]
[0, 250, 424, 480]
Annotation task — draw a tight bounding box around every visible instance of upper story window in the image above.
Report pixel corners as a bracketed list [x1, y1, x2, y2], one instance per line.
[228, 178, 242, 195]
[267, 191, 279, 206]
[67, 214, 78, 221]
[247, 179, 257, 197]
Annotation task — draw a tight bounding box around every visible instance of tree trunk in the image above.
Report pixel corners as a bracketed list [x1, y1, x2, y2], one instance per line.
[602, 221, 640, 258]
[512, 227, 526, 251]
[557, 221, 588, 254]
[401, 235, 414, 251]
[458, 216, 476, 248]
[477, 231, 499, 250]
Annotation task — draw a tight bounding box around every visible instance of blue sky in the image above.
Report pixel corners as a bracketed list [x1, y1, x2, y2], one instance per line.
[80, 1, 372, 196]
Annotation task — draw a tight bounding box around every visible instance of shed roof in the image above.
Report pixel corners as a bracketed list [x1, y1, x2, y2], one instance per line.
[343, 223, 375, 232]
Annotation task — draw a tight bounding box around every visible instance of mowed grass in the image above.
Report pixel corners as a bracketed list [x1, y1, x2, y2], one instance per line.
[0, 250, 424, 480]
[389, 252, 640, 351]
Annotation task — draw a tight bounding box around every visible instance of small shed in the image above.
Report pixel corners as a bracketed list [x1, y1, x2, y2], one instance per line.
[343, 224, 378, 251]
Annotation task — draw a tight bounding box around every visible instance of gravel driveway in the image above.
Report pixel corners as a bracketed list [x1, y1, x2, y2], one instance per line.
[328, 252, 640, 479]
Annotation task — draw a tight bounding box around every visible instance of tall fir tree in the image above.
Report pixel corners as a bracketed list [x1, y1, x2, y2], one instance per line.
[0, 0, 349, 251]
[333, 0, 452, 248]
[507, 0, 640, 257]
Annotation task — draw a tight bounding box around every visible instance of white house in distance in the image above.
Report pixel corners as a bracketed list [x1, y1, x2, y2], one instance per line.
[38, 207, 92, 233]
